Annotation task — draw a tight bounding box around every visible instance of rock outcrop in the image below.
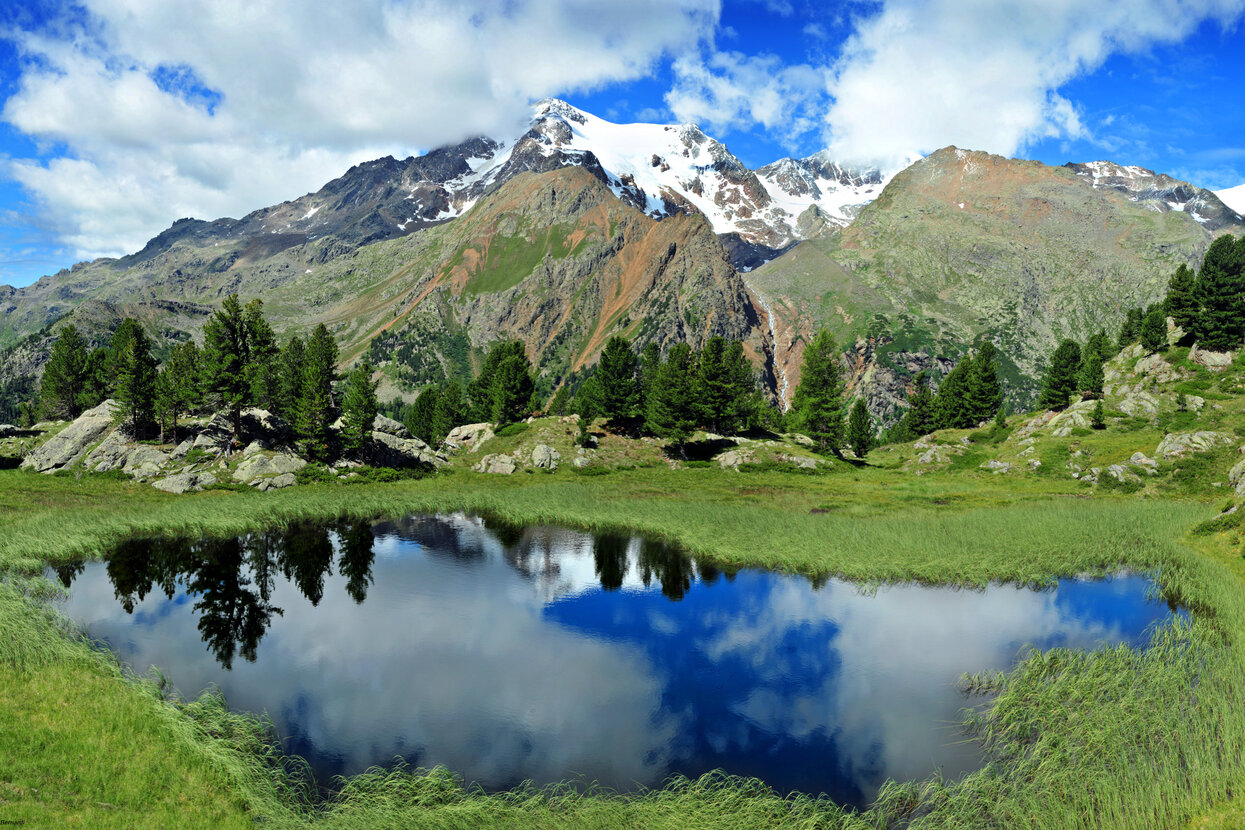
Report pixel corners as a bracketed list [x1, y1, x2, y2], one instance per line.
[21, 400, 119, 473]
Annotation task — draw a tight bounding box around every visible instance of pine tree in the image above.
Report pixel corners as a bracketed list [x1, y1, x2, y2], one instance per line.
[1091, 399, 1106, 429]
[110, 319, 158, 437]
[933, 357, 972, 429]
[340, 361, 379, 455]
[79, 347, 112, 411]
[432, 380, 464, 443]
[1194, 234, 1245, 351]
[38, 325, 90, 419]
[721, 339, 756, 434]
[696, 336, 753, 435]
[646, 342, 699, 453]
[965, 342, 1003, 425]
[596, 336, 642, 433]
[1081, 348, 1105, 398]
[1165, 263, 1198, 338]
[847, 398, 872, 459]
[297, 324, 339, 460]
[790, 330, 845, 454]
[276, 336, 306, 420]
[489, 342, 535, 425]
[405, 385, 440, 445]
[904, 371, 936, 438]
[574, 376, 603, 447]
[638, 342, 662, 433]
[202, 294, 254, 441]
[244, 300, 279, 412]
[1117, 307, 1144, 350]
[1140, 307, 1167, 353]
[1038, 339, 1082, 410]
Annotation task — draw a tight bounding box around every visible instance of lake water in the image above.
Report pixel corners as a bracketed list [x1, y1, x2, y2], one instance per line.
[51, 514, 1182, 808]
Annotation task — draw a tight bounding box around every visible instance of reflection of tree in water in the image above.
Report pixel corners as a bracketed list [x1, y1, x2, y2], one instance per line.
[637, 540, 694, 601]
[91, 522, 376, 669]
[593, 534, 630, 592]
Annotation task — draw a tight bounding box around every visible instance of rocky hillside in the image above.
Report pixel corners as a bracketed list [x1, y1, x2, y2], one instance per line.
[749, 147, 1245, 412]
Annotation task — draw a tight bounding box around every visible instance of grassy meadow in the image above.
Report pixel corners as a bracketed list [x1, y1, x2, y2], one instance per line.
[2, 444, 1245, 828]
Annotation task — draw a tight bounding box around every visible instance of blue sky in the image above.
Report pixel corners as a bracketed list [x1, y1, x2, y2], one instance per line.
[1, 0, 1243, 288]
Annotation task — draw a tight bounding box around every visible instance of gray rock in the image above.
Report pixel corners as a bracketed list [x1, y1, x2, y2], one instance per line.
[1106, 465, 1141, 484]
[445, 423, 495, 452]
[1050, 400, 1096, 437]
[267, 473, 297, 490]
[980, 460, 1013, 473]
[233, 452, 307, 482]
[242, 441, 266, 457]
[717, 449, 748, 469]
[531, 444, 561, 470]
[1118, 390, 1161, 417]
[1190, 344, 1233, 372]
[572, 456, 591, 469]
[365, 431, 444, 469]
[786, 433, 815, 448]
[123, 445, 169, 478]
[151, 471, 216, 494]
[1155, 431, 1232, 460]
[1229, 457, 1245, 497]
[1129, 452, 1159, 474]
[372, 414, 410, 438]
[170, 438, 195, 460]
[0, 424, 20, 438]
[22, 400, 119, 473]
[85, 432, 129, 472]
[473, 454, 517, 474]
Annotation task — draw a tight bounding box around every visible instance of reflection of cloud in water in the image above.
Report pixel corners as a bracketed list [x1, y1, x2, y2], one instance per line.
[59, 531, 675, 789]
[55, 516, 1176, 806]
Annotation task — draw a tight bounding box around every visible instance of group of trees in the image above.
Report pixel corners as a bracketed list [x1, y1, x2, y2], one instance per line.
[36, 295, 379, 461]
[884, 342, 1005, 443]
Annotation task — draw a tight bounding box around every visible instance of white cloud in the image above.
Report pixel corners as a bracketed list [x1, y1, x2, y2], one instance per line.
[665, 51, 827, 147]
[822, 0, 1245, 169]
[2, 0, 719, 260]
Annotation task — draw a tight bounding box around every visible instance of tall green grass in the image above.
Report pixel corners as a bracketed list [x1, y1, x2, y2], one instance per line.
[1, 467, 1242, 828]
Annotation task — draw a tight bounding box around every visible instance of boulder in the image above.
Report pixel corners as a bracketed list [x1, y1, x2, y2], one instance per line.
[259, 473, 297, 491]
[233, 452, 307, 482]
[980, 460, 1013, 473]
[786, 433, 815, 448]
[1049, 400, 1096, 437]
[1105, 464, 1141, 484]
[372, 414, 410, 438]
[718, 450, 747, 469]
[22, 400, 119, 473]
[444, 423, 496, 452]
[531, 444, 560, 470]
[151, 471, 217, 494]
[169, 438, 195, 460]
[1190, 344, 1233, 372]
[123, 445, 169, 478]
[1229, 457, 1245, 497]
[1131, 353, 1181, 383]
[572, 455, 591, 469]
[1118, 390, 1161, 417]
[84, 432, 130, 472]
[1155, 431, 1232, 460]
[365, 431, 444, 469]
[0, 424, 20, 438]
[474, 454, 517, 474]
[1183, 395, 1205, 413]
[1129, 452, 1159, 474]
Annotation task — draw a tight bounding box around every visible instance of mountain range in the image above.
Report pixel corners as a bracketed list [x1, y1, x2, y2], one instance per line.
[2, 99, 1242, 423]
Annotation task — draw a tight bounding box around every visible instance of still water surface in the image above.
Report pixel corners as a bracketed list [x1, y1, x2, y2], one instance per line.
[52, 514, 1182, 808]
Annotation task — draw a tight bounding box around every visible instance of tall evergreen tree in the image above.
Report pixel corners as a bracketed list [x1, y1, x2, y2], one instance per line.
[432, 380, 465, 444]
[1165, 263, 1198, 338]
[79, 346, 113, 410]
[596, 336, 642, 433]
[847, 398, 872, 459]
[340, 361, 379, 455]
[276, 336, 306, 420]
[244, 300, 280, 412]
[154, 341, 201, 442]
[695, 336, 753, 435]
[1194, 234, 1245, 351]
[1139, 307, 1168, 353]
[638, 341, 662, 431]
[1038, 339, 1082, 410]
[297, 324, 339, 460]
[965, 342, 1003, 425]
[903, 371, 936, 439]
[1083, 329, 1113, 367]
[646, 343, 699, 453]
[405, 385, 440, 445]
[110, 319, 158, 437]
[1081, 348, 1105, 398]
[489, 342, 535, 425]
[932, 357, 972, 429]
[202, 294, 255, 441]
[790, 330, 845, 454]
[39, 325, 90, 419]
[1117, 307, 1144, 350]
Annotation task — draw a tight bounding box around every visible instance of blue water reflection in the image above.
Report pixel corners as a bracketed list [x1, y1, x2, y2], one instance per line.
[51, 514, 1183, 808]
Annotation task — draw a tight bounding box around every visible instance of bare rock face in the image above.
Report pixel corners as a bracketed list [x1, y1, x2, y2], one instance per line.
[531, 444, 560, 470]
[373, 414, 410, 439]
[152, 471, 217, 494]
[1155, 431, 1232, 460]
[474, 454, 517, 475]
[233, 452, 307, 482]
[365, 432, 445, 469]
[1190, 345, 1233, 372]
[22, 400, 119, 473]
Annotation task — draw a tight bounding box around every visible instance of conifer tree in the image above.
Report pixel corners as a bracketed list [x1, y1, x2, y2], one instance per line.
[1084, 329, 1113, 366]
[1081, 348, 1104, 398]
[790, 330, 845, 454]
[1117, 307, 1144, 350]
[646, 342, 699, 453]
[1091, 399, 1106, 430]
[154, 338, 200, 440]
[1038, 339, 1082, 410]
[847, 398, 872, 459]
[489, 341, 535, 425]
[432, 380, 465, 444]
[202, 294, 255, 441]
[244, 300, 279, 412]
[38, 324, 90, 419]
[932, 358, 972, 429]
[110, 319, 158, 437]
[1140, 307, 1167, 353]
[965, 342, 1003, 425]
[340, 361, 379, 455]
[596, 336, 642, 433]
[276, 336, 306, 420]
[405, 385, 440, 445]
[79, 347, 112, 411]
[297, 323, 339, 460]
[903, 370, 936, 438]
[695, 336, 754, 435]
[1165, 263, 1198, 337]
[638, 342, 662, 432]
[1194, 234, 1245, 351]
